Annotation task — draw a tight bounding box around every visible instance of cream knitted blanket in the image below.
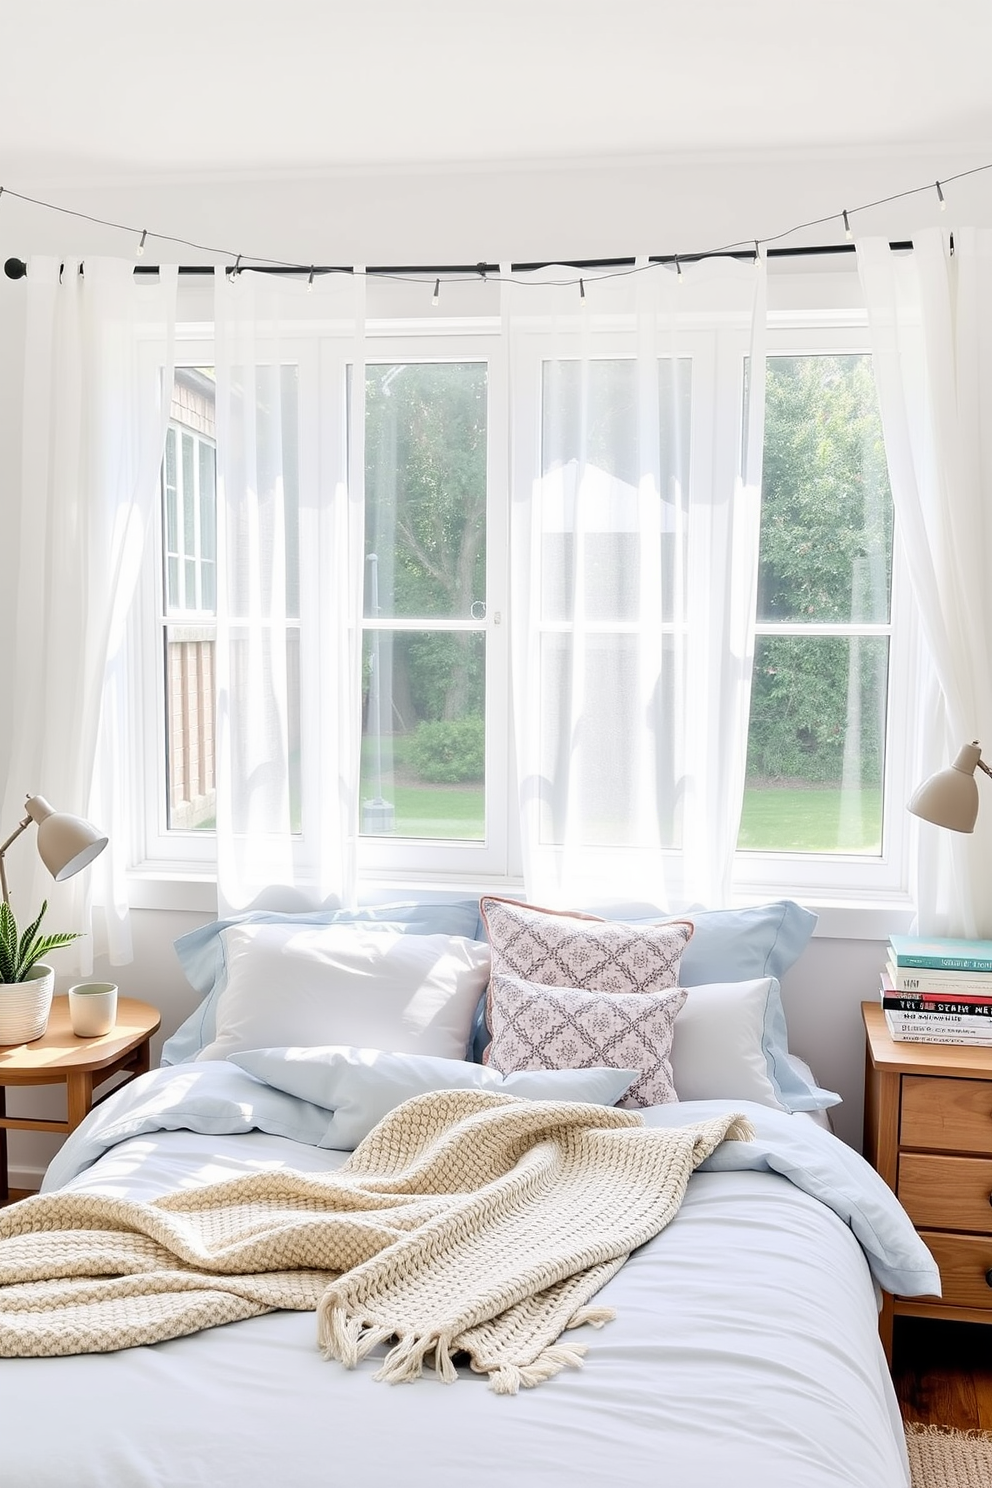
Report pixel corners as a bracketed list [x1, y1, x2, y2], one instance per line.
[0, 1090, 752, 1392]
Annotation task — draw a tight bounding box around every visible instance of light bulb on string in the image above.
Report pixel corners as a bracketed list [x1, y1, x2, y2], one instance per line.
[136, 229, 147, 258]
[431, 278, 440, 307]
[842, 210, 852, 240]
[936, 181, 946, 211]
[307, 266, 315, 293]
[675, 254, 683, 284]
[579, 277, 586, 300]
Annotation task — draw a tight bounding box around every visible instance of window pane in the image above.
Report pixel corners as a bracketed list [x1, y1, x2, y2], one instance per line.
[540, 358, 690, 623]
[758, 356, 892, 624]
[227, 630, 301, 835]
[360, 629, 485, 840]
[741, 635, 889, 853]
[228, 364, 301, 621]
[164, 625, 216, 831]
[364, 363, 487, 620]
[182, 431, 196, 563]
[538, 632, 680, 849]
[199, 440, 216, 565]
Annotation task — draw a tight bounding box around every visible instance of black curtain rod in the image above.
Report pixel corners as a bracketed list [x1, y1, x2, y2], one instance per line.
[3, 242, 915, 282]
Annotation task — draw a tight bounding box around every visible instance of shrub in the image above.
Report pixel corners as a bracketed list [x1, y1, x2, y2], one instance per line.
[409, 717, 485, 783]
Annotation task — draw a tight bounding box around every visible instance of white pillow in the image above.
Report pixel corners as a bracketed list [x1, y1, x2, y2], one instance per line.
[670, 977, 839, 1110]
[229, 1045, 640, 1150]
[195, 924, 491, 1062]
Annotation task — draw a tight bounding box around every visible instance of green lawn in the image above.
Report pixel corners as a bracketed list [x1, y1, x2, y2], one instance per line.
[359, 753, 882, 854]
[738, 784, 882, 853]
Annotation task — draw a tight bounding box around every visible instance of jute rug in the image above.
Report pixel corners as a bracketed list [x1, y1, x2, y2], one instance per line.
[906, 1424, 992, 1487]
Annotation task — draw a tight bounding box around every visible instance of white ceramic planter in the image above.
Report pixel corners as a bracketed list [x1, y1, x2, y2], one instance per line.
[0, 963, 55, 1045]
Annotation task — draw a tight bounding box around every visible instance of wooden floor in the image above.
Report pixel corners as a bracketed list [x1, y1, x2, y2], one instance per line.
[893, 1317, 992, 1431]
[3, 1183, 991, 1431]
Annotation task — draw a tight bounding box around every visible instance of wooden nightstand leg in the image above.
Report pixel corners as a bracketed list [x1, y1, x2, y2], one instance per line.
[132, 1036, 152, 1078]
[66, 1070, 95, 1132]
[0, 1086, 7, 1202]
[878, 1291, 894, 1367]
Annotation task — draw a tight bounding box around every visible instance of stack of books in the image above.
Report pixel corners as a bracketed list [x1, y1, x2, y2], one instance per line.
[882, 934, 992, 1044]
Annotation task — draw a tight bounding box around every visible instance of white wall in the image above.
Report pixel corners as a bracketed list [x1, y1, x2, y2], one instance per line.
[2, 143, 955, 1184]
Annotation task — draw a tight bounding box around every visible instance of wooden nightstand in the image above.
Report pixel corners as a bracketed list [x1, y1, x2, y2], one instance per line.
[0, 995, 161, 1201]
[862, 999, 992, 1361]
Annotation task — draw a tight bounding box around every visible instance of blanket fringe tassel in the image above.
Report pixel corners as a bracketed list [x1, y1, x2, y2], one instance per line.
[317, 1304, 591, 1393]
[318, 1305, 394, 1368]
[489, 1343, 589, 1395]
[565, 1304, 615, 1330]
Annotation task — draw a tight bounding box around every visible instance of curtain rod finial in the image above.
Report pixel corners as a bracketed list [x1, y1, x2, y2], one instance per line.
[4, 257, 26, 280]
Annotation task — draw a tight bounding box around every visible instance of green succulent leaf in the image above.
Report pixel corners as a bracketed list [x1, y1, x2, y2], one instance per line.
[0, 903, 17, 983]
[0, 899, 82, 983]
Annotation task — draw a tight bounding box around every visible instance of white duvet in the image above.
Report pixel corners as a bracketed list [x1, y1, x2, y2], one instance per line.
[2, 1075, 937, 1488]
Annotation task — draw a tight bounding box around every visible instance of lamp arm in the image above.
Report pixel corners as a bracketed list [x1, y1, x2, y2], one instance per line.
[979, 758, 992, 780]
[0, 814, 33, 907]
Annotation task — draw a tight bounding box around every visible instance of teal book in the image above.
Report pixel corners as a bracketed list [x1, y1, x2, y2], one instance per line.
[889, 934, 992, 972]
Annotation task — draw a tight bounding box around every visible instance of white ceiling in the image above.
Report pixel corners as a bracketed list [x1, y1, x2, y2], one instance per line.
[3, 0, 992, 184]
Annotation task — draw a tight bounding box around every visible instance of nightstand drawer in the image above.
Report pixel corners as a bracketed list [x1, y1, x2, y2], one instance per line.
[898, 1152, 992, 1231]
[901, 1075, 992, 1154]
[916, 1231, 992, 1309]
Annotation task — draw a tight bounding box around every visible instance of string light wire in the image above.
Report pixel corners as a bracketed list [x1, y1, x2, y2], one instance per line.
[0, 158, 989, 292]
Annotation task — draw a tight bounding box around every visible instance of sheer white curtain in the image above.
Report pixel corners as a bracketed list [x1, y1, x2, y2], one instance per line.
[504, 258, 766, 909]
[2, 257, 177, 966]
[858, 229, 992, 935]
[212, 269, 365, 914]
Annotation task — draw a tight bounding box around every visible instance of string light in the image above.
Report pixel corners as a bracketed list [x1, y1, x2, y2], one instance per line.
[1, 158, 991, 292]
[431, 277, 440, 306]
[307, 266, 315, 292]
[674, 254, 683, 283]
[230, 253, 242, 282]
[579, 277, 586, 299]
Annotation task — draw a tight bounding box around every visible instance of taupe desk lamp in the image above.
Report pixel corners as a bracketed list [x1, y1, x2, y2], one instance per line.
[908, 741, 992, 833]
[0, 795, 108, 905]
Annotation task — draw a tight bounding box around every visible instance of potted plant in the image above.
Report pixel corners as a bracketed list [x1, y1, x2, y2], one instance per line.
[0, 900, 82, 1045]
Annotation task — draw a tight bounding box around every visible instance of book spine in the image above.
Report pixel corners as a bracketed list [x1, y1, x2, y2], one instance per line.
[891, 952, 992, 973]
[885, 1012, 992, 1032]
[882, 996, 992, 1016]
[887, 966, 992, 993]
[886, 1031, 992, 1044]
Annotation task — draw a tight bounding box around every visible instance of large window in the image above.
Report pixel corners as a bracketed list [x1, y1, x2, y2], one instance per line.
[135, 297, 913, 904]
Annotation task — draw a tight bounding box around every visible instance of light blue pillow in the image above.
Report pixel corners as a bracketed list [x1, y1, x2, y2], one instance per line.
[672, 903, 824, 1112]
[163, 901, 483, 1066]
[229, 1045, 639, 1150]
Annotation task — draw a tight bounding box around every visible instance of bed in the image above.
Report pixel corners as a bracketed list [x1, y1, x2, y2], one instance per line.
[0, 897, 939, 1488]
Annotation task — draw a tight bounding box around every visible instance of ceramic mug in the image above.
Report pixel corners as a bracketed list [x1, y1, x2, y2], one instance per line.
[67, 981, 118, 1038]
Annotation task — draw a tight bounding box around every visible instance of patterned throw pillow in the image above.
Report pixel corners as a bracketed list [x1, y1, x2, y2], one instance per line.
[479, 896, 693, 994]
[485, 972, 687, 1108]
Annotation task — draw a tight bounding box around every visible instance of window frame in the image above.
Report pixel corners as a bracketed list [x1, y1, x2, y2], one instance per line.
[731, 314, 917, 901]
[126, 293, 920, 917]
[355, 327, 513, 884]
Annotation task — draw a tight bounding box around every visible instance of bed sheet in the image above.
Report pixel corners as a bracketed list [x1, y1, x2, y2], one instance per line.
[4, 1125, 911, 1488]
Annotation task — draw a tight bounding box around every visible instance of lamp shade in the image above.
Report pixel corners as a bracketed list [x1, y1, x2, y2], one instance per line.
[907, 743, 984, 833]
[24, 796, 108, 880]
